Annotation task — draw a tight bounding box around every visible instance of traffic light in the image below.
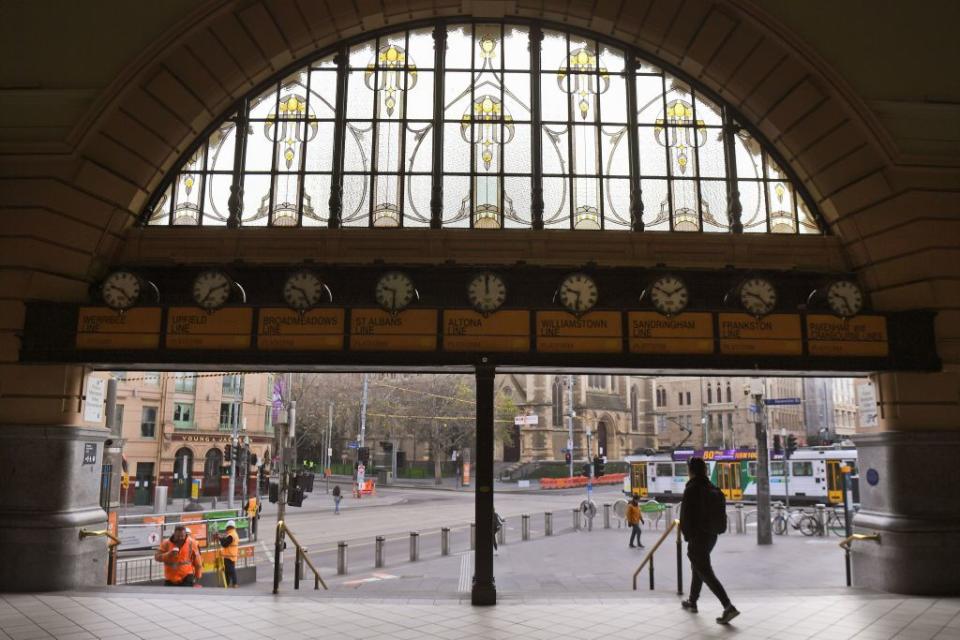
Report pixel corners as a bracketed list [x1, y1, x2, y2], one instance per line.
[287, 485, 305, 507]
[268, 481, 279, 503]
[564, 451, 571, 464]
[785, 434, 798, 459]
[593, 456, 605, 477]
[773, 435, 783, 455]
[224, 444, 232, 462]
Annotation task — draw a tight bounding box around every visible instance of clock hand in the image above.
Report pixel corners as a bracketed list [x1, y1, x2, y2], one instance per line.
[391, 289, 397, 307]
[744, 292, 770, 306]
[484, 275, 490, 294]
[203, 283, 229, 303]
[291, 284, 310, 303]
[107, 284, 131, 303]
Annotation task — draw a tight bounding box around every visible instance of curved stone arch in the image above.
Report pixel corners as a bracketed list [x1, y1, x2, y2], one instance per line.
[74, 0, 891, 243]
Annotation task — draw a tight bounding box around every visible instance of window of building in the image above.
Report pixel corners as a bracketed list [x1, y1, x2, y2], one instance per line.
[173, 403, 194, 429]
[174, 373, 195, 393]
[144, 21, 822, 235]
[113, 371, 127, 380]
[678, 392, 684, 406]
[265, 405, 274, 434]
[219, 402, 241, 431]
[143, 372, 160, 386]
[686, 391, 691, 405]
[552, 377, 564, 426]
[706, 386, 712, 403]
[791, 461, 813, 476]
[725, 383, 731, 403]
[140, 406, 158, 438]
[222, 374, 243, 396]
[630, 386, 639, 432]
[656, 463, 673, 477]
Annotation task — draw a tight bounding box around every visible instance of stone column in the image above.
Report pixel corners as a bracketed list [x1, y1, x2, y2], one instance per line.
[851, 370, 960, 595]
[0, 364, 110, 591]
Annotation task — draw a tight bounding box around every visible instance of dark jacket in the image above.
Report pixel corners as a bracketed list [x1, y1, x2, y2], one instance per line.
[680, 475, 714, 541]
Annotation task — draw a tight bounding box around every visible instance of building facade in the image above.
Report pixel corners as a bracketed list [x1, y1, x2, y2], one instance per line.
[112, 371, 274, 504]
[496, 374, 656, 462]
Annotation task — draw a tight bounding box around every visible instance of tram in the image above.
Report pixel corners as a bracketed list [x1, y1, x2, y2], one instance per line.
[624, 446, 858, 505]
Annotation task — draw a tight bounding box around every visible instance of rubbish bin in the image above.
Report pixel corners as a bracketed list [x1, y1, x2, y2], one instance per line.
[377, 469, 393, 485]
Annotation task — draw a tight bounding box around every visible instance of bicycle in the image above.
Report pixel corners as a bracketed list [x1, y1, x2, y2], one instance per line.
[798, 507, 848, 537]
[772, 508, 806, 535]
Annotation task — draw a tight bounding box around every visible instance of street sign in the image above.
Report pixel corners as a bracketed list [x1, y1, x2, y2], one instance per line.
[763, 397, 801, 406]
[514, 415, 539, 426]
[347, 441, 359, 449]
[83, 377, 106, 422]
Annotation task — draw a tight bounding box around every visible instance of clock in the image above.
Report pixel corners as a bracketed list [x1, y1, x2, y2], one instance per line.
[374, 271, 416, 312]
[192, 269, 234, 311]
[100, 270, 141, 312]
[467, 271, 507, 314]
[825, 279, 864, 318]
[646, 274, 689, 317]
[738, 277, 777, 317]
[283, 270, 329, 311]
[558, 272, 598, 315]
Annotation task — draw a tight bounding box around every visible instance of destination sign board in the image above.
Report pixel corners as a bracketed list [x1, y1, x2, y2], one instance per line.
[536, 311, 622, 353]
[257, 308, 345, 350]
[718, 313, 802, 355]
[443, 310, 530, 352]
[806, 315, 888, 357]
[166, 307, 253, 349]
[350, 309, 437, 351]
[627, 312, 714, 354]
[76, 307, 162, 349]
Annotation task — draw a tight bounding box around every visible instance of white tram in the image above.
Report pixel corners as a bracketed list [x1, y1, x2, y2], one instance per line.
[624, 446, 858, 505]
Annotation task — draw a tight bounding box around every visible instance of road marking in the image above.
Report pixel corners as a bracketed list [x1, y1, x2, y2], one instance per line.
[260, 541, 275, 564]
[343, 572, 399, 587]
[457, 552, 472, 593]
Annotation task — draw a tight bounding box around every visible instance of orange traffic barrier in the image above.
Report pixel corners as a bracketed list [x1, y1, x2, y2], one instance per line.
[352, 479, 376, 497]
[539, 473, 626, 490]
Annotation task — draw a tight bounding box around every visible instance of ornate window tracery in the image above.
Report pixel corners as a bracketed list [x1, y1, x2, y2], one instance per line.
[145, 21, 822, 235]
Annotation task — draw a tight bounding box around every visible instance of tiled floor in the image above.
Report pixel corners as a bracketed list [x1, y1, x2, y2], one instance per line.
[1, 592, 959, 640]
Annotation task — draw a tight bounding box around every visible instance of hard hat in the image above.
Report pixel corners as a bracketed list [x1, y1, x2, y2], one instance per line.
[226, 520, 236, 528]
[184, 527, 192, 535]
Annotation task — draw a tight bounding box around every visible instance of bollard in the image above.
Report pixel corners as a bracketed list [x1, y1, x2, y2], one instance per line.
[294, 547, 304, 589]
[375, 536, 385, 568]
[665, 504, 674, 527]
[545, 512, 553, 536]
[521, 514, 530, 541]
[815, 504, 826, 537]
[573, 508, 581, 531]
[470, 523, 476, 550]
[774, 501, 785, 536]
[603, 503, 611, 529]
[441, 528, 450, 556]
[337, 541, 347, 575]
[410, 531, 420, 561]
[736, 504, 744, 534]
[497, 522, 505, 545]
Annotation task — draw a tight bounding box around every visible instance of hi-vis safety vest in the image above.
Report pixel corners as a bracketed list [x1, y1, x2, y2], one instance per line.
[158, 538, 202, 583]
[221, 529, 240, 563]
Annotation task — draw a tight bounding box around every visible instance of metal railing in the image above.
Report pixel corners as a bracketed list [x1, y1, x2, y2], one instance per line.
[839, 531, 881, 587]
[79, 528, 121, 586]
[273, 520, 327, 592]
[631, 518, 683, 594]
[114, 551, 255, 585]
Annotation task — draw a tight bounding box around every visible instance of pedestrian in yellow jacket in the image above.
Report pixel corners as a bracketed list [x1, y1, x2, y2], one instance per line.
[626, 497, 645, 548]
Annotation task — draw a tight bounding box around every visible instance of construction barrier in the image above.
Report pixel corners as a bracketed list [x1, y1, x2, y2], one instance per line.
[539, 473, 627, 490]
[353, 479, 376, 497]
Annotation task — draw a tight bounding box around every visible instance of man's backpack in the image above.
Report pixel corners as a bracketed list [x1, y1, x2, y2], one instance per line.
[705, 484, 727, 535]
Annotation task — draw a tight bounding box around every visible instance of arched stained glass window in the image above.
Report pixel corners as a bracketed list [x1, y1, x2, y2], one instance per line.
[145, 21, 822, 235]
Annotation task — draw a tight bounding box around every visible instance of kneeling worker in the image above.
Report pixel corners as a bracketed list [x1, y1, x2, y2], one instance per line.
[218, 520, 240, 588]
[155, 525, 203, 587]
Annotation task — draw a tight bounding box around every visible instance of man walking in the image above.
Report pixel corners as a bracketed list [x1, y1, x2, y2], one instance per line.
[626, 496, 645, 548]
[155, 525, 203, 587]
[680, 457, 739, 625]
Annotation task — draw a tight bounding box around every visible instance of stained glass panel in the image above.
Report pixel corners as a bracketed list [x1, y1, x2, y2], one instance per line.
[143, 22, 822, 234]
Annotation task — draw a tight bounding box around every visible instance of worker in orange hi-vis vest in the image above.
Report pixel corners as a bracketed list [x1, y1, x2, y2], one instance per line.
[154, 525, 203, 587]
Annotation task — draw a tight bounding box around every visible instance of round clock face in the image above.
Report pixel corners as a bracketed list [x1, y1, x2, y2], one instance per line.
[739, 277, 777, 317]
[648, 275, 689, 317]
[826, 280, 864, 318]
[192, 270, 233, 310]
[467, 272, 507, 314]
[558, 272, 598, 314]
[283, 270, 326, 311]
[375, 271, 416, 312]
[100, 270, 141, 311]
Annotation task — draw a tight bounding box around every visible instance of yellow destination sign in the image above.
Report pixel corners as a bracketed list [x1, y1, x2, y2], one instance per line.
[166, 307, 253, 349]
[350, 309, 437, 351]
[806, 315, 888, 357]
[257, 308, 345, 351]
[718, 313, 802, 356]
[443, 310, 530, 352]
[628, 312, 714, 354]
[536, 311, 622, 353]
[76, 307, 162, 349]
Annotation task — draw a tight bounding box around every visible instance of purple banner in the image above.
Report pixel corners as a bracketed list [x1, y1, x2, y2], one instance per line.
[271, 376, 286, 423]
[671, 448, 758, 462]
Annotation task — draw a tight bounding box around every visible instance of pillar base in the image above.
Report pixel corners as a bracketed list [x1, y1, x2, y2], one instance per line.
[0, 425, 109, 591]
[852, 430, 960, 595]
[471, 580, 497, 606]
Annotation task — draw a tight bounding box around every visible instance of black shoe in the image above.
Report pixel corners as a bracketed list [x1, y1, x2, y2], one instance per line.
[716, 606, 740, 625]
[637, 543, 645, 548]
[681, 600, 698, 613]
[629, 544, 635, 548]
